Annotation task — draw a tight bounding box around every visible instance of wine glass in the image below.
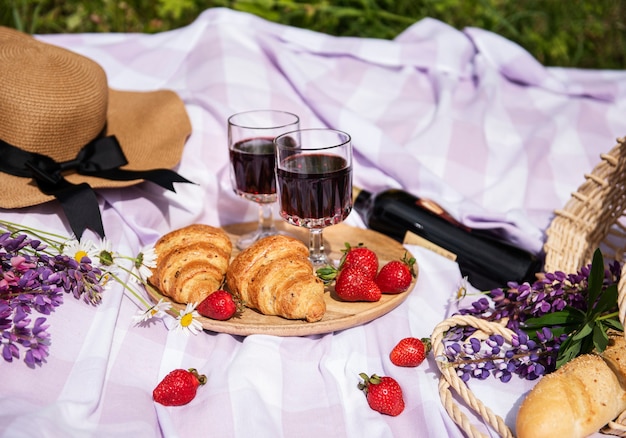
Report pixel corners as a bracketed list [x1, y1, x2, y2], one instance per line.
[228, 110, 300, 250]
[274, 128, 353, 268]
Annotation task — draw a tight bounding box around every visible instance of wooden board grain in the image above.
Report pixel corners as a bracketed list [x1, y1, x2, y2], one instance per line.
[146, 221, 418, 337]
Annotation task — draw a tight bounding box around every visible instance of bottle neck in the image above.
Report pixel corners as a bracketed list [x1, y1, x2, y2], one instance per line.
[352, 186, 371, 212]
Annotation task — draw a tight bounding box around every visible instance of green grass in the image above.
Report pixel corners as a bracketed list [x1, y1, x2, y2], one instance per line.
[2, 0, 625, 69]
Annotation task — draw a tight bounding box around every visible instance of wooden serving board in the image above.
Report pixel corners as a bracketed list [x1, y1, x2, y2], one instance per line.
[146, 221, 418, 337]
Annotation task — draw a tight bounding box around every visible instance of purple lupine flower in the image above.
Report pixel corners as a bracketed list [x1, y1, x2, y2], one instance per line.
[0, 228, 106, 367]
[442, 257, 621, 383]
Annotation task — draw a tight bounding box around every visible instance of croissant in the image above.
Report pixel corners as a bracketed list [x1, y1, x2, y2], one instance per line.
[226, 235, 326, 322]
[149, 224, 233, 304]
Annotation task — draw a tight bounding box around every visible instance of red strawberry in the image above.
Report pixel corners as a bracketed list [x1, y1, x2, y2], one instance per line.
[153, 368, 207, 406]
[334, 265, 382, 302]
[341, 243, 379, 280]
[390, 337, 431, 367]
[358, 373, 405, 416]
[197, 290, 238, 320]
[375, 253, 416, 294]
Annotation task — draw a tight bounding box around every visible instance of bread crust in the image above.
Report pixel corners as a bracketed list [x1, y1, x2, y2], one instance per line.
[516, 333, 626, 438]
[149, 224, 232, 304]
[226, 235, 326, 322]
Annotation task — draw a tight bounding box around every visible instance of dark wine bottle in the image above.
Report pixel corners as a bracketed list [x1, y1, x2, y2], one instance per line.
[352, 187, 542, 291]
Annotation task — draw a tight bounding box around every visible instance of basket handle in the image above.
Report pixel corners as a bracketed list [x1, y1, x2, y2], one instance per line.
[431, 314, 516, 438]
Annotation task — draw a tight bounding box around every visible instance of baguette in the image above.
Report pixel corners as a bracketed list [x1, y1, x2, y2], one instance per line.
[226, 235, 326, 322]
[516, 334, 626, 438]
[149, 224, 232, 304]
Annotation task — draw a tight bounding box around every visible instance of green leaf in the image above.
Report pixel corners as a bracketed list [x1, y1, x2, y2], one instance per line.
[523, 308, 584, 329]
[571, 321, 594, 341]
[592, 284, 618, 315]
[556, 336, 582, 368]
[593, 321, 610, 352]
[580, 333, 596, 357]
[602, 318, 624, 332]
[316, 266, 338, 283]
[586, 249, 605, 314]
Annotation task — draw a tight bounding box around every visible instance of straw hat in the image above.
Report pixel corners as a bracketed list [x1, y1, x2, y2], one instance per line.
[0, 26, 193, 236]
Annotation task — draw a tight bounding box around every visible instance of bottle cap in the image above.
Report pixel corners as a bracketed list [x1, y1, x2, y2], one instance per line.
[352, 185, 363, 202]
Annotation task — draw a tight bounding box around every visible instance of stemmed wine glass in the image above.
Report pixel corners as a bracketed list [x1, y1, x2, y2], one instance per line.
[228, 110, 300, 250]
[274, 128, 353, 267]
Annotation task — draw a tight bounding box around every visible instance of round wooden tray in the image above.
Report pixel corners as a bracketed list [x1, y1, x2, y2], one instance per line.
[147, 221, 418, 337]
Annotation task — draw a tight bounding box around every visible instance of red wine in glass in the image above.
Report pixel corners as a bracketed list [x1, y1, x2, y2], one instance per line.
[277, 153, 352, 228]
[228, 109, 300, 250]
[230, 136, 276, 201]
[275, 127, 352, 267]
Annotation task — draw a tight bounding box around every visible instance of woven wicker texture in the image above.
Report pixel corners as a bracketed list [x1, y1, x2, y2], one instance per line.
[0, 26, 192, 209]
[544, 136, 626, 274]
[432, 136, 626, 437]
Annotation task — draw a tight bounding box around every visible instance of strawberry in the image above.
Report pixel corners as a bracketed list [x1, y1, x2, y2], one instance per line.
[196, 290, 238, 320]
[390, 337, 431, 367]
[375, 252, 416, 294]
[334, 265, 382, 302]
[358, 373, 405, 416]
[340, 243, 379, 280]
[316, 242, 379, 283]
[153, 368, 207, 406]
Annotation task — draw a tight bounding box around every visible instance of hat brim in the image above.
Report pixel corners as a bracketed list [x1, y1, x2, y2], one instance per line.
[0, 88, 192, 208]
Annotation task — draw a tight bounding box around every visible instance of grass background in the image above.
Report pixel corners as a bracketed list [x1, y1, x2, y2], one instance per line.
[2, 0, 625, 70]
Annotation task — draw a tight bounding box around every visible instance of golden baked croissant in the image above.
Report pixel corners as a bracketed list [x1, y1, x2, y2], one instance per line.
[226, 235, 326, 322]
[149, 224, 233, 304]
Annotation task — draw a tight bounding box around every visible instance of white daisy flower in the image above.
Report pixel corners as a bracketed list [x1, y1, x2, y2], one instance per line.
[93, 237, 117, 268]
[132, 299, 171, 324]
[62, 236, 98, 264]
[132, 244, 157, 283]
[173, 303, 203, 335]
[448, 276, 469, 307]
[90, 237, 124, 288]
[450, 276, 469, 304]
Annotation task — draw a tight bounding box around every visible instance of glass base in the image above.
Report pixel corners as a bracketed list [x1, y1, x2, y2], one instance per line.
[236, 227, 277, 250]
[236, 227, 301, 250]
[235, 201, 282, 250]
[309, 252, 334, 269]
[307, 227, 337, 269]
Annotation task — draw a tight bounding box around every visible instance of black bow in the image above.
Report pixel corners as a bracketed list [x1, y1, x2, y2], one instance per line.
[0, 135, 194, 239]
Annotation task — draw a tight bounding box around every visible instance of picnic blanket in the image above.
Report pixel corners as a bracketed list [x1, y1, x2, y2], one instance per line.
[2, 7, 626, 437]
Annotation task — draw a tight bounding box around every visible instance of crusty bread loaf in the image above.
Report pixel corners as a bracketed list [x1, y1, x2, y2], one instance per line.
[516, 333, 626, 438]
[149, 224, 232, 304]
[602, 334, 626, 387]
[226, 235, 326, 322]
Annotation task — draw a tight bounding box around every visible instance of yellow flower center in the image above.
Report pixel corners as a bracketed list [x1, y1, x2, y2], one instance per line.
[455, 286, 466, 300]
[135, 253, 144, 269]
[74, 250, 88, 262]
[99, 250, 114, 266]
[180, 313, 194, 328]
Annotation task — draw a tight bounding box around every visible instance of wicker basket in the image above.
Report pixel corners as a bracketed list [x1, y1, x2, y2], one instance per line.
[431, 136, 626, 438]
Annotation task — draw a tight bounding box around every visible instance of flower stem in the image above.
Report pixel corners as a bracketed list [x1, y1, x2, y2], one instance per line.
[105, 267, 152, 309]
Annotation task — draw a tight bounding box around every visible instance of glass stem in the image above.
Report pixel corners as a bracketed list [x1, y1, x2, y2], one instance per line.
[258, 203, 276, 235]
[308, 228, 326, 267]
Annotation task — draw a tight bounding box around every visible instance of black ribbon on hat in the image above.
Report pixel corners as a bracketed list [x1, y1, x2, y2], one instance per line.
[0, 135, 194, 239]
